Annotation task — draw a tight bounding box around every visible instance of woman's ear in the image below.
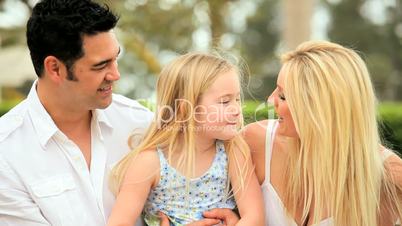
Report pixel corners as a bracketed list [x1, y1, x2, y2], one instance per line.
[43, 56, 67, 83]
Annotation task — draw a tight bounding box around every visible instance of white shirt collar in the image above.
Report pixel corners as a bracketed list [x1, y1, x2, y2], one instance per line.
[92, 109, 114, 141]
[27, 80, 59, 149]
[26, 80, 114, 148]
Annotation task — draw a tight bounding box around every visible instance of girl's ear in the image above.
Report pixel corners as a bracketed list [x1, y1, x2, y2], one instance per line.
[176, 99, 194, 122]
[43, 56, 68, 84]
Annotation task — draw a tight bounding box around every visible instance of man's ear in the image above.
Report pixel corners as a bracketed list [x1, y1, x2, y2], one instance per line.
[43, 56, 66, 83]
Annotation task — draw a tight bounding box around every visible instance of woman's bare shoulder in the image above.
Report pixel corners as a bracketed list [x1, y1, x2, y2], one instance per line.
[243, 120, 270, 137]
[384, 151, 402, 188]
[242, 120, 270, 152]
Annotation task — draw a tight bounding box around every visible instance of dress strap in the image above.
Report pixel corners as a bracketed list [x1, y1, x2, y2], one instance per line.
[156, 147, 169, 171]
[264, 120, 277, 183]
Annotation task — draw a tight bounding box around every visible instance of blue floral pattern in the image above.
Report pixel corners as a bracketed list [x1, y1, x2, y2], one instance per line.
[143, 140, 235, 226]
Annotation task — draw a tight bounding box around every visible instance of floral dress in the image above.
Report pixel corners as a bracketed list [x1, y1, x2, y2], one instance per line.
[143, 140, 236, 226]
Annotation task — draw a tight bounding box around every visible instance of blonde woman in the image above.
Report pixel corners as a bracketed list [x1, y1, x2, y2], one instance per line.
[243, 41, 402, 226]
[107, 53, 264, 226]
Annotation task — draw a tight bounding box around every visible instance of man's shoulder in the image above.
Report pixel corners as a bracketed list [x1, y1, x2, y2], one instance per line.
[111, 94, 152, 113]
[104, 94, 154, 127]
[0, 101, 28, 143]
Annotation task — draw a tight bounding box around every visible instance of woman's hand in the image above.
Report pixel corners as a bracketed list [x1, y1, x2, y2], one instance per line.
[203, 208, 239, 226]
[159, 208, 238, 226]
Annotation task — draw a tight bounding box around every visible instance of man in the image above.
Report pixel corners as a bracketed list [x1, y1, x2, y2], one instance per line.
[0, 0, 152, 225]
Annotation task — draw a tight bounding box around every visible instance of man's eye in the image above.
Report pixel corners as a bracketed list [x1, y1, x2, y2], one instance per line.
[93, 64, 107, 70]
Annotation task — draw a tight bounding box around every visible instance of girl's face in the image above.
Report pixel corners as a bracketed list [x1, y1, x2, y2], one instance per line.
[268, 66, 299, 138]
[195, 69, 242, 141]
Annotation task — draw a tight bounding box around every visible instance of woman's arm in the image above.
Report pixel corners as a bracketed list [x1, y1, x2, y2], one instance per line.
[242, 120, 269, 185]
[107, 150, 159, 226]
[379, 153, 402, 226]
[228, 141, 265, 226]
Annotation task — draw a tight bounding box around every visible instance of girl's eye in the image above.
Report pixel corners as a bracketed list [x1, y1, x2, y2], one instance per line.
[220, 101, 230, 104]
[279, 94, 286, 101]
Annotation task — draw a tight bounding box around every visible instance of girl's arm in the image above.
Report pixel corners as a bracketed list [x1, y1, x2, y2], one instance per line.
[107, 150, 159, 226]
[228, 141, 265, 226]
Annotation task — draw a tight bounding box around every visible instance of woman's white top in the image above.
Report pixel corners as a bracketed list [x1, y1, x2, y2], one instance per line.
[261, 120, 333, 226]
[261, 120, 398, 226]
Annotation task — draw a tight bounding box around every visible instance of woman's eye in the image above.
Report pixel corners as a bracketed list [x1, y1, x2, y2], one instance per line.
[279, 94, 286, 101]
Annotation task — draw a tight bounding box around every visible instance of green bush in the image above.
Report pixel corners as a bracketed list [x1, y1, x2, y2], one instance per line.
[378, 103, 402, 153]
[0, 100, 20, 117]
[242, 101, 276, 124]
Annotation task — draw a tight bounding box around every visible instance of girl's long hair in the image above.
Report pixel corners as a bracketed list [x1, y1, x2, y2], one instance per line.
[282, 41, 402, 226]
[110, 52, 251, 198]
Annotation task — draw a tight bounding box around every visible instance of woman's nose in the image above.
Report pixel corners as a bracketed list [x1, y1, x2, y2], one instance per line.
[267, 88, 277, 106]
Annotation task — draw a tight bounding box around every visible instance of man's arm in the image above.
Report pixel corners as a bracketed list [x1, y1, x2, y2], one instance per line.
[0, 155, 50, 225]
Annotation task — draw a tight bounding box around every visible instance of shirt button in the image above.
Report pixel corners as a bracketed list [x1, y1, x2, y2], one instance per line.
[73, 156, 81, 161]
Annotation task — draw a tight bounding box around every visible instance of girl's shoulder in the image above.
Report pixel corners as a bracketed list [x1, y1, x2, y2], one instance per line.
[133, 148, 160, 162]
[123, 148, 161, 188]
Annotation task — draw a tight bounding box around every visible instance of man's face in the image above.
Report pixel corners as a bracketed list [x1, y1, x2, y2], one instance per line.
[62, 31, 121, 110]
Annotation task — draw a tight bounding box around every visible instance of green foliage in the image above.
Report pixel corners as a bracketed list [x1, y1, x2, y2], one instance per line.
[378, 103, 402, 153]
[0, 100, 20, 116]
[326, 0, 402, 100]
[137, 99, 156, 112]
[242, 101, 276, 124]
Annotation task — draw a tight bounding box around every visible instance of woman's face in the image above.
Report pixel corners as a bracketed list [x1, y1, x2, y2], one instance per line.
[268, 66, 299, 138]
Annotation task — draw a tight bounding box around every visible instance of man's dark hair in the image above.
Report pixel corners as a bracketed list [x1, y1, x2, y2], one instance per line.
[26, 0, 119, 78]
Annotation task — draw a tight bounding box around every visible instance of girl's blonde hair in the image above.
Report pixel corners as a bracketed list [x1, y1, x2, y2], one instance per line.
[281, 40, 402, 226]
[110, 52, 251, 196]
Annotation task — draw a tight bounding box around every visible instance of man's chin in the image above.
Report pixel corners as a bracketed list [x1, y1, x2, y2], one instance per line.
[96, 99, 113, 109]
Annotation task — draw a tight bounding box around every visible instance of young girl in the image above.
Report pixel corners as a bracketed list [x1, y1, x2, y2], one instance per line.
[107, 52, 264, 226]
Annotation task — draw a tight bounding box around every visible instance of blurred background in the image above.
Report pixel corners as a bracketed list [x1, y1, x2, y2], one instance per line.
[0, 0, 401, 151]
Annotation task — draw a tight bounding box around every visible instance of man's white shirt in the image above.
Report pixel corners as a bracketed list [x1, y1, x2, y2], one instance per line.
[0, 82, 153, 226]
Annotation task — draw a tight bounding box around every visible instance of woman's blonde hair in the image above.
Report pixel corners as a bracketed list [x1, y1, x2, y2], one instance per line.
[110, 52, 251, 197]
[281, 40, 402, 226]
